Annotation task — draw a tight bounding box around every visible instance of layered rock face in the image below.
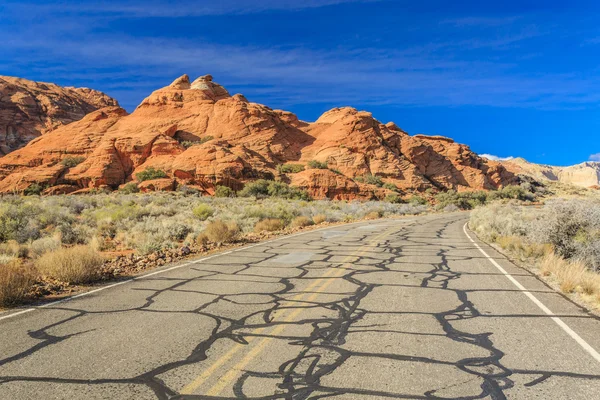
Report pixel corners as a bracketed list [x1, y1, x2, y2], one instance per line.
[0, 76, 118, 155]
[502, 158, 600, 188]
[0, 74, 515, 198]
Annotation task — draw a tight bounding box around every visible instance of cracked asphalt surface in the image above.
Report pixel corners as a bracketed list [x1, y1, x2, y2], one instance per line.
[1, 213, 599, 399]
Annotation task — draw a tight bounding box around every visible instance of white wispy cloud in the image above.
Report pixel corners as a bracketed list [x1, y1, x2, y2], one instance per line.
[4, 0, 380, 18]
[590, 153, 600, 162]
[2, 2, 600, 113]
[480, 154, 515, 162]
[441, 16, 522, 27]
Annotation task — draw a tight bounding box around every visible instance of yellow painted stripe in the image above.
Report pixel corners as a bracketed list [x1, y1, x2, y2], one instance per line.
[180, 266, 338, 394]
[181, 228, 392, 395]
[206, 267, 347, 396]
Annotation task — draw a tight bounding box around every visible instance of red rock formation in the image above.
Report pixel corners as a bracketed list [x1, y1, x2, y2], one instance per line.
[0, 76, 119, 155]
[0, 74, 515, 198]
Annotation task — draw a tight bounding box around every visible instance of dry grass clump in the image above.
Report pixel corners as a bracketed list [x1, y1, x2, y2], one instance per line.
[0, 260, 36, 306]
[204, 220, 239, 244]
[471, 199, 600, 308]
[365, 211, 382, 220]
[496, 236, 552, 260]
[538, 253, 600, 297]
[254, 218, 286, 233]
[36, 245, 104, 284]
[312, 214, 327, 225]
[0, 240, 28, 258]
[291, 216, 313, 228]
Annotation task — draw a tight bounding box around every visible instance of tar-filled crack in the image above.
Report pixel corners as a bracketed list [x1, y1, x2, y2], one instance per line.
[1, 216, 599, 399]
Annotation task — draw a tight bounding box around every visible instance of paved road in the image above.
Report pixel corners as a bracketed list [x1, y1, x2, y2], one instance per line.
[1, 213, 599, 399]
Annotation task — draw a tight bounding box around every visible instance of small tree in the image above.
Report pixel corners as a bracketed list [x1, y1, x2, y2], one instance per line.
[136, 167, 167, 182]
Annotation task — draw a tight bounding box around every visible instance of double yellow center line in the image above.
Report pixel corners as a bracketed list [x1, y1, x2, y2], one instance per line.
[181, 227, 394, 395]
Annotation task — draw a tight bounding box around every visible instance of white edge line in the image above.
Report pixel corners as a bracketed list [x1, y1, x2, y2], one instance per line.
[463, 222, 600, 364]
[0, 217, 408, 322]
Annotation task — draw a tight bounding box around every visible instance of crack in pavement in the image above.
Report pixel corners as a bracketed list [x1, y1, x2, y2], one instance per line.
[1, 215, 599, 399]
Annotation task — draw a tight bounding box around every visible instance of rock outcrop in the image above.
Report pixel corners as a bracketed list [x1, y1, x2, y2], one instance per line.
[501, 158, 600, 188]
[0, 74, 515, 198]
[0, 76, 119, 155]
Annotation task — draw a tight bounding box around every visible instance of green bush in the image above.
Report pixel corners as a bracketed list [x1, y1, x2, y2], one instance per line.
[136, 167, 167, 182]
[384, 194, 404, 204]
[238, 180, 311, 201]
[383, 182, 399, 192]
[277, 164, 305, 174]
[355, 174, 384, 187]
[214, 185, 235, 198]
[181, 136, 213, 149]
[119, 183, 139, 194]
[307, 160, 328, 169]
[193, 204, 214, 220]
[61, 156, 85, 168]
[24, 183, 44, 196]
[409, 195, 428, 206]
[238, 180, 270, 197]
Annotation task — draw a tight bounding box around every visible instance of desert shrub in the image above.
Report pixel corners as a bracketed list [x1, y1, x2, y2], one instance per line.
[469, 203, 529, 242]
[238, 180, 270, 198]
[134, 234, 166, 255]
[181, 135, 213, 149]
[409, 195, 428, 206]
[178, 185, 201, 195]
[214, 185, 235, 198]
[29, 236, 61, 258]
[435, 190, 490, 210]
[355, 174, 384, 187]
[277, 164, 305, 174]
[136, 167, 167, 182]
[0, 260, 36, 306]
[528, 200, 600, 270]
[239, 180, 311, 201]
[162, 219, 192, 241]
[204, 220, 239, 244]
[266, 181, 311, 201]
[57, 222, 87, 245]
[61, 156, 85, 168]
[291, 216, 313, 228]
[24, 183, 44, 196]
[36, 245, 104, 284]
[498, 185, 536, 202]
[312, 214, 327, 224]
[383, 182, 399, 192]
[0, 203, 43, 243]
[384, 194, 404, 204]
[366, 211, 382, 220]
[193, 204, 214, 220]
[254, 218, 286, 232]
[443, 204, 460, 212]
[307, 160, 328, 169]
[119, 183, 139, 194]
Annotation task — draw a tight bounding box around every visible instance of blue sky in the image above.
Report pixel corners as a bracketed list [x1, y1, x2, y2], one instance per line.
[1, 0, 599, 166]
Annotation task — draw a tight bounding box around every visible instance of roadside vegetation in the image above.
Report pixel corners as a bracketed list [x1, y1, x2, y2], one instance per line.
[0, 188, 427, 306]
[0, 174, 581, 308]
[469, 199, 600, 309]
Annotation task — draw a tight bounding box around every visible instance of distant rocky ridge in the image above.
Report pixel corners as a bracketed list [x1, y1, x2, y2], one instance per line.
[501, 157, 600, 188]
[0, 74, 515, 198]
[0, 76, 118, 155]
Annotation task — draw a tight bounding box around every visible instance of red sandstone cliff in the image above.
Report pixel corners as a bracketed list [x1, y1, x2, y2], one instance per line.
[0, 74, 515, 198]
